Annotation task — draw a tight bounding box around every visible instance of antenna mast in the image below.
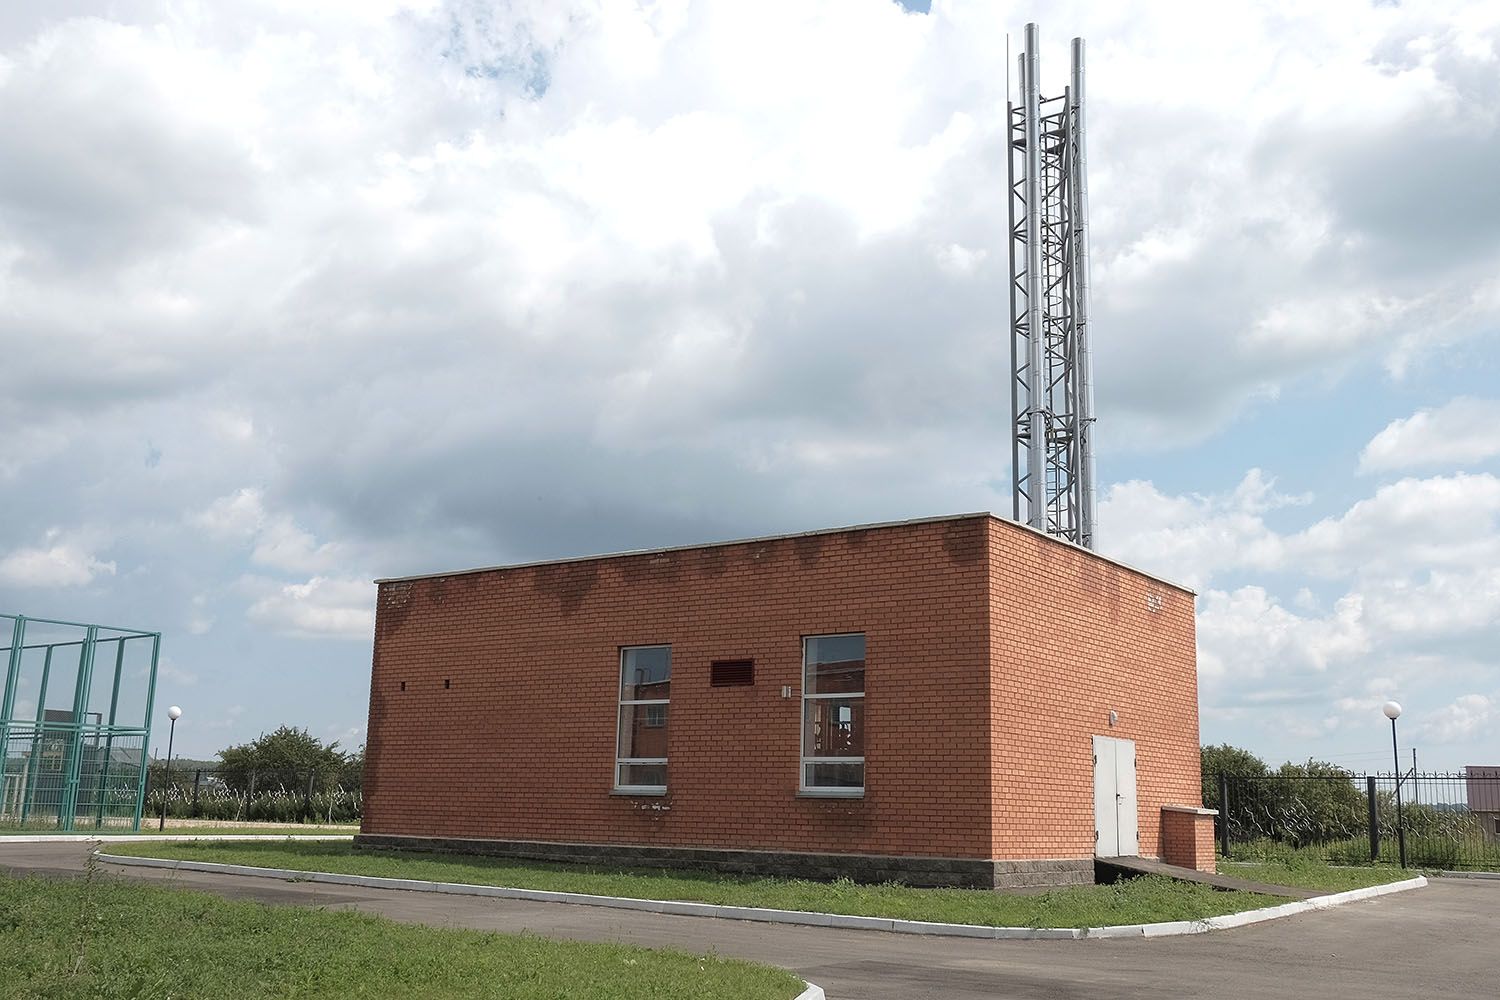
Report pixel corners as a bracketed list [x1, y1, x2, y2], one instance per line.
[1008, 24, 1097, 548]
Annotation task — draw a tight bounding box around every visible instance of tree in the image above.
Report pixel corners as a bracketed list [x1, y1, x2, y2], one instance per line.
[217, 726, 347, 793]
[1200, 744, 1267, 813]
[1204, 746, 1375, 850]
[339, 745, 365, 790]
[1269, 759, 1367, 845]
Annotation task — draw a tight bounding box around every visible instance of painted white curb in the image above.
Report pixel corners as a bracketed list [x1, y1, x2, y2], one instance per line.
[93, 851, 1426, 941]
[1433, 869, 1500, 880]
[793, 984, 825, 1000]
[1080, 877, 1427, 938]
[1, 834, 353, 843]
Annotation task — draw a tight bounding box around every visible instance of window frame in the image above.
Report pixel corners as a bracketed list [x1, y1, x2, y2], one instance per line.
[614, 644, 671, 795]
[799, 632, 866, 797]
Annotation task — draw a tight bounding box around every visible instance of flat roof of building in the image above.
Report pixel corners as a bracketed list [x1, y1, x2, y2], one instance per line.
[375, 512, 1194, 595]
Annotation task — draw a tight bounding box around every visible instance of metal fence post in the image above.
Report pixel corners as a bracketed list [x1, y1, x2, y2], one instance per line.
[1366, 775, 1379, 861]
[1218, 772, 1230, 858]
[191, 769, 202, 819]
[304, 771, 314, 821]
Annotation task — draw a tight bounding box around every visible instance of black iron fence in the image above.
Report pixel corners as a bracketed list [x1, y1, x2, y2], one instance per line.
[1217, 771, 1500, 871]
[144, 765, 361, 824]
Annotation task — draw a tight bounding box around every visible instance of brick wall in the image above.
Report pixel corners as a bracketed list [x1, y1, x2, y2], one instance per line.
[362, 513, 1202, 863]
[987, 519, 1201, 861]
[364, 517, 994, 858]
[1160, 807, 1218, 873]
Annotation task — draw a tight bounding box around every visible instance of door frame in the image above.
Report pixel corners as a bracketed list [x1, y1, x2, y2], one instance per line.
[1092, 735, 1139, 857]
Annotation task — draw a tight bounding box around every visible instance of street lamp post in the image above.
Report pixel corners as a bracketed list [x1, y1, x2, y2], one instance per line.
[1382, 700, 1406, 868]
[158, 705, 182, 832]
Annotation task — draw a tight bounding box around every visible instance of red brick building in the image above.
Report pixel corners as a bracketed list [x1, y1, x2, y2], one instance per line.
[357, 513, 1214, 888]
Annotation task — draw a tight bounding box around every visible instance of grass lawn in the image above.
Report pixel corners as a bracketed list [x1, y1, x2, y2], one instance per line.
[0, 870, 804, 1000]
[1, 825, 355, 838]
[1219, 859, 1412, 892]
[106, 840, 1289, 928]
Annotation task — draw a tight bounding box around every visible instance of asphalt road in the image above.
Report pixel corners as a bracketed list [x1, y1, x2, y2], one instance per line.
[3, 842, 1495, 999]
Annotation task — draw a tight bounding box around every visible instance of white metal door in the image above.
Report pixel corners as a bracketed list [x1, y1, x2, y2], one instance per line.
[1115, 738, 1139, 856]
[1093, 736, 1117, 855]
[1093, 736, 1139, 857]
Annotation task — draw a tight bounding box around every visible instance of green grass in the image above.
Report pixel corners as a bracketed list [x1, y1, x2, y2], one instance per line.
[1219, 859, 1411, 892]
[0, 826, 355, 838]
[106, 840, 1289, 928]
[1226, 834, 1500, 873]
[0, 869, 804, 1000]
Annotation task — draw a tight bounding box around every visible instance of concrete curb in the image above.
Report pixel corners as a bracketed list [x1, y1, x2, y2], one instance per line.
[793, 984, 825, 1000]
[1431, 869, 1500, 880]
[93, 851, 1426, 941]
[2, 835, 353, 843]
[1081, 877, 1427, 938]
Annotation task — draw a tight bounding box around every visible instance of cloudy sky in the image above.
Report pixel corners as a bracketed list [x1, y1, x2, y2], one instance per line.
[1, 0, 1497, 771]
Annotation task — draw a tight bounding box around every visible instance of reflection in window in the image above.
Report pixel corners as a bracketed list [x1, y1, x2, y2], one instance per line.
[615, 645, 670, 792]
[801, 634, 865, 793]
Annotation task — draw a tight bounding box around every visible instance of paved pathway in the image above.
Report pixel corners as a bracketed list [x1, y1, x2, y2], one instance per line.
[3, 842, 1495, 999]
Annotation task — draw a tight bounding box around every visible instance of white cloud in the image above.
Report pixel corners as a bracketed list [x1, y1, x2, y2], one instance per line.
[1413, 694, 1495, 744]
[2, 2, 1500, 764]
[1361, 568, 1500, 639]
[1100, 469, 1298, 588]
[199, 704, 247, 733]
[325, 723, 365, 750]
[157, 659, 199, 687]
[246, 576, 374, 640]
[1360, 398, 1500, 472]
[186, 593, 214, 635]
[1286, 473, 1500, 577]
[194, 488, 344, 574]
[0, 535, 115, 587]
[195, 489, 266, 540]
[1197, 586, 1369, 682]
[1106, 460, 1500, 761]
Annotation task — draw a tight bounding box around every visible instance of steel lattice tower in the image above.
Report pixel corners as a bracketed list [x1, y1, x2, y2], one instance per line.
[1008, 23, 1097, 549]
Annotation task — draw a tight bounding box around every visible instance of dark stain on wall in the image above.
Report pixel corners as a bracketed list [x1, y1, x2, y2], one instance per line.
[619, 551, 681, 587]
[697, 547, 728, 577]
[746, 539, 784, 570]
[1078, 555, 1124, 622]
[943, 519, 985, 564]
[793, 534, 825, 566]
[376, 582, 415, 640]
[532, 561, 601, 615]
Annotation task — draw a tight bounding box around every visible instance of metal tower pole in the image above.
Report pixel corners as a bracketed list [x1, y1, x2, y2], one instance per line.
[1020, 23, 1047, 532]
[1007, 93, 1023, 524]
[1070, 37, 1097, 549]
[1008, 23, 1098, 551]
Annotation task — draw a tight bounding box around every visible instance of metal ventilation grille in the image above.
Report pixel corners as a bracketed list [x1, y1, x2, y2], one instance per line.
[710, 659, 754, 686]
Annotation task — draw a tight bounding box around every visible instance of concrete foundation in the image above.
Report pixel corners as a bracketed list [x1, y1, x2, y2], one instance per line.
[353, 833, 1095, 890]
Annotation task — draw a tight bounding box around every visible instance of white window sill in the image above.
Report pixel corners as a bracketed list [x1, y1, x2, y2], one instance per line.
[611, 787, 667, 796]
[797, 789, 865, 799]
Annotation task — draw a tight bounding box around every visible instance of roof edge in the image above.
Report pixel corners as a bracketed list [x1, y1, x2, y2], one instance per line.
[374, 512, 1195, 596]
[374, 512, 986, 585]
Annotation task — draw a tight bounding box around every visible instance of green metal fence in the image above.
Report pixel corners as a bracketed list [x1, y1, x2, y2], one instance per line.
[0, 613, 160, 831]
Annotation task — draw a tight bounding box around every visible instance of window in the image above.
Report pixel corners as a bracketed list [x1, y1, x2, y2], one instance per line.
[616, 645, 671, 793]
[800, 633, 865, 794]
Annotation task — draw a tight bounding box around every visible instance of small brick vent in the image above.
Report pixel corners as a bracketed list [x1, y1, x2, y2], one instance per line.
[710, 659, 754, 687]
